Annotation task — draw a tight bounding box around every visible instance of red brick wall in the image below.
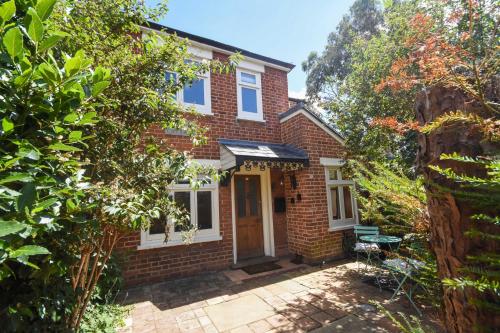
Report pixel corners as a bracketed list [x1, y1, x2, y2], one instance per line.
[116, 52, 291, 286]
[280, 113, 347, 263]
[146, 52, 289, 159]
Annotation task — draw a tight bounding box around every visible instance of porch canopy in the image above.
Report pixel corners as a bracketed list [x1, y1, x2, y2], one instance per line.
[219, 139, 309, 171]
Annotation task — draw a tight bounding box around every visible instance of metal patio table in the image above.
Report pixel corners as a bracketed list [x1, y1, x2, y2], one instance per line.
[359, 234, 402, 252]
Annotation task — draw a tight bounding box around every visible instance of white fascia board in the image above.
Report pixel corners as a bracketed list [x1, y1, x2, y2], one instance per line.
[280, 109, 345, 146]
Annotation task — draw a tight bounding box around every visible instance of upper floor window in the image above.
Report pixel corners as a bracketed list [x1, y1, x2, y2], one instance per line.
[165, 63, 212, 115]
[236, 69, 263, 121]
[325, 167, 358, 231]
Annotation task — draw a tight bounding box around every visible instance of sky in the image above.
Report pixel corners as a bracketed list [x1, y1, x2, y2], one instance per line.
[146, 0, 355, 99]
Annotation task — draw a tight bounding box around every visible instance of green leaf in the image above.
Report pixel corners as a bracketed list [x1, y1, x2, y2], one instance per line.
[32, 197, 59, 213]
[37, 62, 60, 85]
[3, 27, 23, 60]
[17, 182, 36, 212]
[48, 142, 82, 152]
[35, 0, 56, 21]
[0, 0, 16, 25]
[1, 118, 14, 134]
[64, 52, 83, 77]
[91, 80, 110, 97]
[39, 34, 64, 52]
[69, 131, 82, 141]
[10, 245, 50, 258]
[0, 220, 26, 237]
[27, 8, 44, 44]
[0, 172, 33, 184]
[79, 112, 98, 125]
[63, 113, 78, 123]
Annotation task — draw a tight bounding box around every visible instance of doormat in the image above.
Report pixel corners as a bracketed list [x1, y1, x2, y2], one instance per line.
[242, 262, 282, 275]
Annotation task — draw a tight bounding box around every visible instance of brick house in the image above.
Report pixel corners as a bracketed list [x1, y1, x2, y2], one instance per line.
[117, 24, 359, 286]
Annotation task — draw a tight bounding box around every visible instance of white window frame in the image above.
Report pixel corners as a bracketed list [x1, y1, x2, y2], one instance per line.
[166, 60, 212, 116]
[324, 166, 359, 231]
[139, 162, 221, 249]
[236, 69, 263, 122]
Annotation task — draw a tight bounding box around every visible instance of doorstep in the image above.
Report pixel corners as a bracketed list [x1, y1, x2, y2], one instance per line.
[231, 255, 279, 269]
[224, 257, 309, 283]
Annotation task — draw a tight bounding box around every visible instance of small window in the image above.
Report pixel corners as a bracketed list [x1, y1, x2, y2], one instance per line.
[236, 69, 263, 121]
[241, 72, 257, 84]
[325, 167, 358, 230]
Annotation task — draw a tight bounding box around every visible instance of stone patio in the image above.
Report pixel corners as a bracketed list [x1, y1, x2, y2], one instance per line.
[117, 260, 442, 333]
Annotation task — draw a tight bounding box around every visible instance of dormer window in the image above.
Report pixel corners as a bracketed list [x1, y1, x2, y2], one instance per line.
[236, 69, 263, 122]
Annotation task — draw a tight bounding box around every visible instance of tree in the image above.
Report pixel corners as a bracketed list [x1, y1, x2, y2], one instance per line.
[376, 0, 499, 331]
[303, 0, 419, 167]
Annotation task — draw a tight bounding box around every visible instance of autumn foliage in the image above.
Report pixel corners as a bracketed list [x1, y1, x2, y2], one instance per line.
[371, 0, 498, 135]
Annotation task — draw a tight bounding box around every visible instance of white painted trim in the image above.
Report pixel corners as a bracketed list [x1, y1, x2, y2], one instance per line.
[280, 109, 345, 145]
[230, 166, 275, 264]
[141, 26, 293, 73]
[320, 157, 345, 167]
[137, 235, 222, 250]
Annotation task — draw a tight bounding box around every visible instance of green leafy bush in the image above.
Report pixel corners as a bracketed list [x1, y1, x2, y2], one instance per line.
[0, 0, 111, 330]
[80, 304, 130, 333]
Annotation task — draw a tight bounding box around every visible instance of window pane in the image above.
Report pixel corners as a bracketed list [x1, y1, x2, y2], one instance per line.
[174, 191, 191, 232]
[328, 168, 339, 180]
[165, 72, 177, 83]
[242, 87, 258, 113]
[330, 187, 340, 220]
[197, 191, 212, 230]
[183, 79, 205, 105]
[343, 186, 354, 219]
[241, 72, 256, 84]
[149, 217, 165, 235]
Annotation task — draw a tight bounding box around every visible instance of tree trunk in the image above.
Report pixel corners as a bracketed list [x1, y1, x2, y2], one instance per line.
[415, 85, 500, 333]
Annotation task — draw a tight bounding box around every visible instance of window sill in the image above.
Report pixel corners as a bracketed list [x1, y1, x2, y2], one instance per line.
[137, 234, 222, 250]
[328, 224, 358, 232]
[237, 116, 265, 123]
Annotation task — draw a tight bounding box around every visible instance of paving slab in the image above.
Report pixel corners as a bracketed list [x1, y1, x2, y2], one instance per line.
[311, 314, 389, 333]
[204, 294, 275, 332]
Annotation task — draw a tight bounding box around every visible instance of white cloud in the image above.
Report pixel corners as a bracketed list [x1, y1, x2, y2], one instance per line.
[288, 87, 306, 99]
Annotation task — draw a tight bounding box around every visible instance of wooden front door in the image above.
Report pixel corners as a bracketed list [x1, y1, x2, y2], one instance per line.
[235, 175, 264, 259]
